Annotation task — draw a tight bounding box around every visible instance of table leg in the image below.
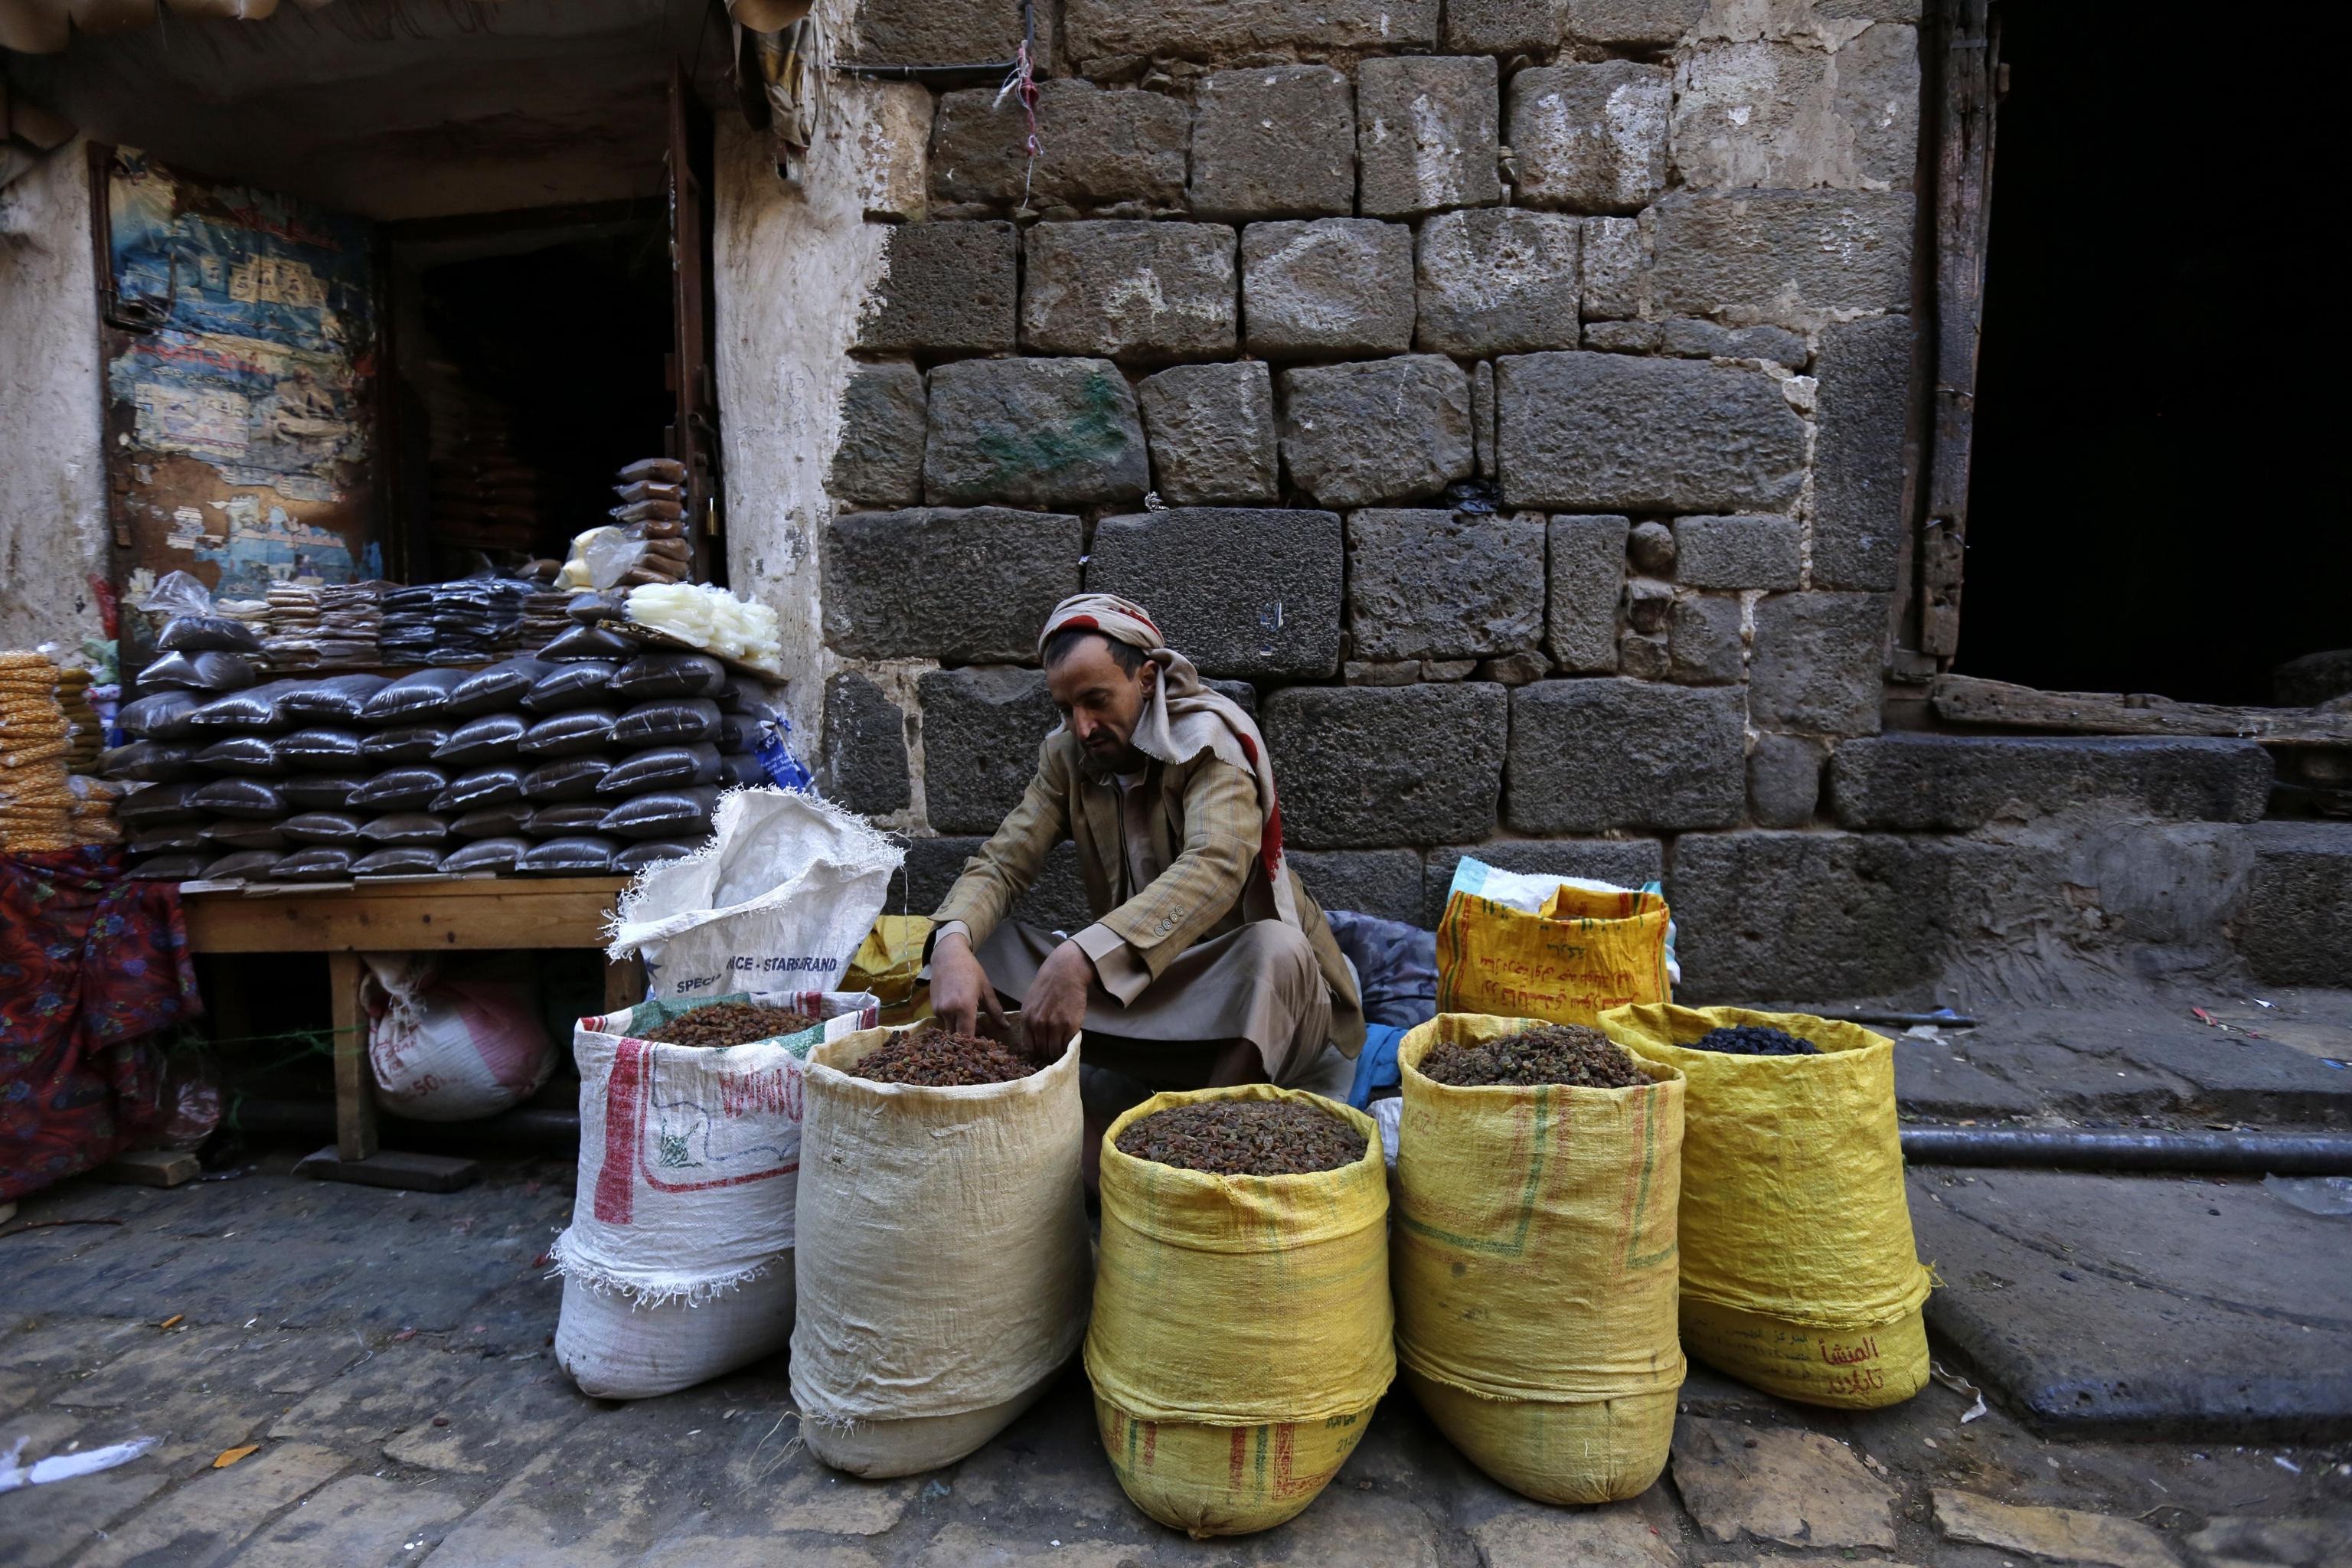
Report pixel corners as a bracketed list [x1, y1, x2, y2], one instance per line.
[328, 950, 378, 1162]
[603, 953, 645, 1013]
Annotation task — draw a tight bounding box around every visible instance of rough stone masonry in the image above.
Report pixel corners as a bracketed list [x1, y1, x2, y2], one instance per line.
[761, 0, 2344, 998]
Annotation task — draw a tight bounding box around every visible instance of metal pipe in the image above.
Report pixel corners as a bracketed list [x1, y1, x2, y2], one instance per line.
[1903, 1125, 2352, 1174]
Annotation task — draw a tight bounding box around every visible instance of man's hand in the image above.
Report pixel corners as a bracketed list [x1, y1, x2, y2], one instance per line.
[930, 931, 1006, 1038]
[1023, 939, 1095, 1060]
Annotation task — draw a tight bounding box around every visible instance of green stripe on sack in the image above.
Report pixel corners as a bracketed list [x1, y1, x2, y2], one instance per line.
[1398, 1086, 1551, 1256]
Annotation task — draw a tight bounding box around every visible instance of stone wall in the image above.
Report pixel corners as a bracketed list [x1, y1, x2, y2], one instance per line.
[740, 0, 2346, 996]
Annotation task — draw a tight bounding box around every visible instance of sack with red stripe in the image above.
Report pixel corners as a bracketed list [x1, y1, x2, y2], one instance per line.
[550, 988, 878, 1399]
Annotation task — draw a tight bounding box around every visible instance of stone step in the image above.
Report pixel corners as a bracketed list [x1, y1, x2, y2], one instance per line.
[1828, 733, 2273, 832]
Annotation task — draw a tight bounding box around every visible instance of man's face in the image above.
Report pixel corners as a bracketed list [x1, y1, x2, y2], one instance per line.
[1047, 634, 1155, 769]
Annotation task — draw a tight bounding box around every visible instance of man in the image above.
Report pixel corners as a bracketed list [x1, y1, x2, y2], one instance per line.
[929, 594, 1364, 1096]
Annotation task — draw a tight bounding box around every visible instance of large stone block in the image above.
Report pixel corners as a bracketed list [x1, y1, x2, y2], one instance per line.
[1668, 593, 1746, 684]
[1829, 735, 2275, 831]
[900, 835, 1095, 933]
[1136, 363, 1278, 505]
[855, 220, 1018, 355]
[1507, 678, 1746, 832]
[1562, 0, 1704, 45]
[1190, 66, 1355, 221]
[1444, 0, 1558, 52]
[1262, 684, 1508, 848]
[1241, 219, 1415, 358]
[1357, 55, 1501, 219]
[1423, 838, 1664, 928]
[1286, 848, 1426, 925]
[858, 80, 933, 222]
[1672, 30, 1920, 192]
[1414, 207, 1582, 356]
[1346, 509, 1546, 662]
[1668, 830, 1952, 1001]
[1496, 352, 1805, 512]
[1747, 590, 1887, 737]
[1811, 313, 1911, 590]
[828, 362, 927, 508]
[916, 666, 1062, 835]
[1661, 316, 1810, 368]
[923, 358, 1149, 508]
[1580, 213, 1651, 321]
[2235, 823, 2352, 986]
[1547, 514, 1628, 673]
[819, 672, 911, 815]
[1509, 62, 1671, 215]
[1281, 357, 1474, 508]
[823, 507, 1080, 662]
[1672, 514, 1801, 590]
[1067, 0, 1437, 57]
[929, 80, 1188, 212]
[1651, 188, 1914, 329]
[1022, 221, 1236, 364]
[1748, 731, 1825, 828]
[1086, 508, 1343, 679]
[851, 0, 1024, 63]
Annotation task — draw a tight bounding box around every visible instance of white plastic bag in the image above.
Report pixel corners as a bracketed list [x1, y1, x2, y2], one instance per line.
[364, 955, 554, 1121]
[606, 786, 902, 1000]
[1445, 855, 1682, 987]
[551, 990, 879, 1399]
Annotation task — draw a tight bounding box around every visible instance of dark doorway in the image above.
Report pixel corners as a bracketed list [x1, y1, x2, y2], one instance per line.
[1958, 3, 2350, 705]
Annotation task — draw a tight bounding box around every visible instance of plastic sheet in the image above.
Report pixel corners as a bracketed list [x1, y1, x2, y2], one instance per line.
[100, 741, 201, 782]
[274, 846, 357, 880]
[202, 849, 285, 880]
[612, 653, 724, 701]
[718, 752, 774, 788]
[523, 754, 615, 802]
[193, 735, 286, 776]
[361, 668, 472, 725]
[185, 777, 288, 820]
[434, 765, 530, 812]
[612, 697, 720, 748]
[280, 773, 368, 811]
[542, 624, 639, 662]
[128, 825, 207, 854]
[597, 742, 720, 795]
[524, 661, 619, 714]
[281, 811, 367, 845]
[613, 839, 700, 871]
[521, 708, 617, 757]
[451, 802, 535, 839]
[600, 784, 719, 841]
[434, 712, 528, 769]
[277, 674, 391, 724]
[441, 836, 532, 874]
[526, 802, 611, 836]
[139, 650, 256, 691]
[449, 658, 560, 718]
[360, 724, 452, 764]
[350, 766, 448, 812]
[522, 835, 619, 874]
[356, 845, 447, 876]
[200, 818, 292, 851]
[279, 727, 366, 770]
[116, 691, 204, 740]
[185, 680, 306, 733]
[361, 812, 452, 847]
[116, 780, 209, 825]
[127, 853, 211, 880]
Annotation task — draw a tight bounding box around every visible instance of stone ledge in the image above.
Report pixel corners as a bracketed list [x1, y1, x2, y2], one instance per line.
[1829, 734, 2274, 831]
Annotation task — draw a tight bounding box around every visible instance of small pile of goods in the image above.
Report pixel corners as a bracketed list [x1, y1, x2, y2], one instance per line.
[557, 456, 694, 593]
[1688, 1023, 1821, 1056]
[1, 650, 76, 851]
[260, 580, 387, 671]
[1416, 1021, 1650, 1087]
[845, 1022, 1038, 1085]
[1113, 1096, 1367, 1175]
[380, 576, 534, 665]
[639, 999, 819, 1048]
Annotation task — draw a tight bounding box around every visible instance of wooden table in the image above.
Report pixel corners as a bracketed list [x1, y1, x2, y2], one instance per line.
[182, 876, 643, 1190]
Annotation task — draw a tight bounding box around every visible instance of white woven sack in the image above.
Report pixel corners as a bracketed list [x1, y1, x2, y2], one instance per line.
[789, 1021, 1092, 1477]
[606, 786, 902, 999]
[554, 1271, 798, 1402]
[363, 955, 554, 1122]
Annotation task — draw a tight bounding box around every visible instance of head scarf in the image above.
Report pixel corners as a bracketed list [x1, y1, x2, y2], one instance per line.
[1039, 593, 1301, 927]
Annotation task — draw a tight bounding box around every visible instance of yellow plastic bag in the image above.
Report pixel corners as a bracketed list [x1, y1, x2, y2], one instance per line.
[842, 915, 933, 1024]
[1436, 884, 1672, 1027]
[1086, 1085, 1393, 1537]
[1599, 1003, 1933, 1409]
[1392, 1013, 1686, 1503]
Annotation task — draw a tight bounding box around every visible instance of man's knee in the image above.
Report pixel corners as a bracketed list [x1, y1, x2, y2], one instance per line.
[1233, 919, 1318, 984]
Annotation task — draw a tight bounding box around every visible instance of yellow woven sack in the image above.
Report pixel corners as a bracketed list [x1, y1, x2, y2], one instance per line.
[842, 915, 933, 1024]
[1436, 885, 1672, 1027]
[1086, 1085, 1393, 1537]
[1599, 1003, 1933, 1408]
[1392, 1014, 1686, 1503]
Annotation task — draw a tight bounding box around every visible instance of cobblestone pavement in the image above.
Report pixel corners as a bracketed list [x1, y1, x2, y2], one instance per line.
[2, 1155, 2345, 1567]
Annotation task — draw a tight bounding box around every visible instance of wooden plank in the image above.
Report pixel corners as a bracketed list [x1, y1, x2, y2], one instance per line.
[296, 1146, 479, 1193]
[182, 877, 628, 954]
[328, 951, 377, 1162]
[603, 954, 645, 1014]
[1930, 675, 2352, 745]
[95, 1149, 201, 1187]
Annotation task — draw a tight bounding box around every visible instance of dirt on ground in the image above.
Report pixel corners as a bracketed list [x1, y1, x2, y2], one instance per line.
[1116, 1099, 1366, 1175]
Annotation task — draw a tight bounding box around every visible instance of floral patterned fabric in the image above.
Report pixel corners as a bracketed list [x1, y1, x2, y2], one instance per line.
[2, 848, 201, 1201]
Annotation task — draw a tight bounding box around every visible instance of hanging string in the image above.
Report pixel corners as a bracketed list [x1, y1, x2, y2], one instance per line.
[995, 38, 1043, 210]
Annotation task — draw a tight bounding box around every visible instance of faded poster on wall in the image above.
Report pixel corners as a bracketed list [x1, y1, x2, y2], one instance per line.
[100, 147, 378, 658]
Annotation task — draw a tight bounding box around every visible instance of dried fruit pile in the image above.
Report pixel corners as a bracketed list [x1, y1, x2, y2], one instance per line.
[641, 1001, 818, 1047]
[1116, 1099, 1366, 1176]
[1689, 1024, 1821, 1057]
[1419, 1022, 1650, 1088]
[848, 1023, 1040, 1086]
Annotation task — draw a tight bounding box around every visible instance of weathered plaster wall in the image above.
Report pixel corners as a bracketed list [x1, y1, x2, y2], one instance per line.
[0, 137, 108, 652]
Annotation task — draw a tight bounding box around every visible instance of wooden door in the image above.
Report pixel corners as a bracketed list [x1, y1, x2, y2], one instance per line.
[94, 146, 380, 665]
